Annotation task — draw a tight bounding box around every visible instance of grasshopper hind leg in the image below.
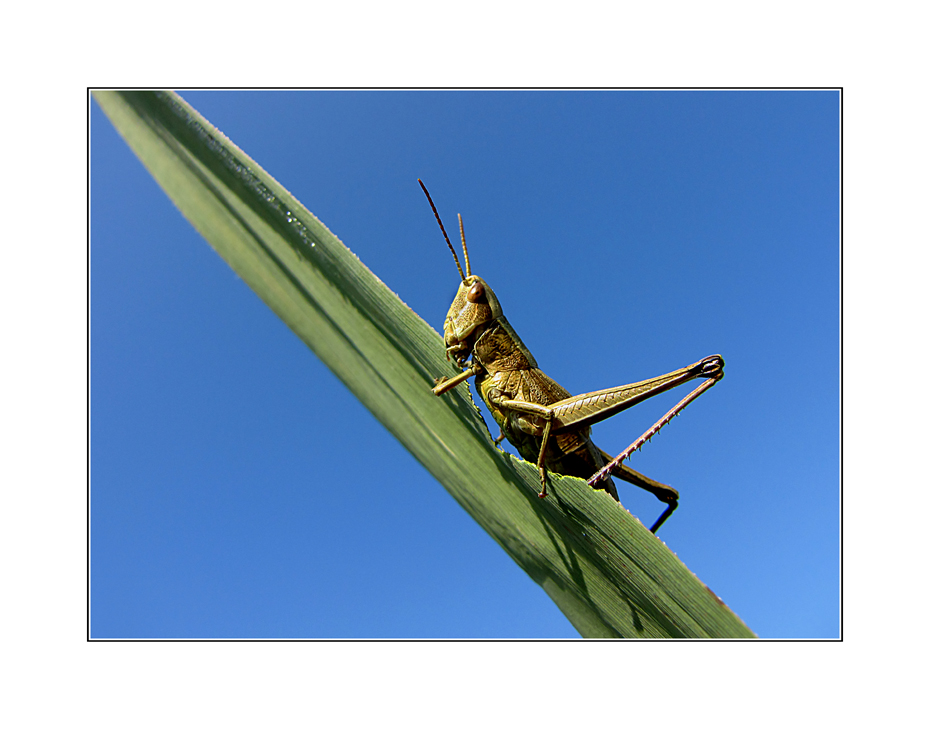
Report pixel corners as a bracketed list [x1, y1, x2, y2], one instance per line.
[600, 453, 680, 533]
[649, 500, 678, 534]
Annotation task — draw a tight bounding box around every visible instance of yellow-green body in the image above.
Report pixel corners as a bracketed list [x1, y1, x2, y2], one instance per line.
[421, 179, 722, 531]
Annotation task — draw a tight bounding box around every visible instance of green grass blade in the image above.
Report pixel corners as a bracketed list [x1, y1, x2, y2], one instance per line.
[93, 90, 755, 638]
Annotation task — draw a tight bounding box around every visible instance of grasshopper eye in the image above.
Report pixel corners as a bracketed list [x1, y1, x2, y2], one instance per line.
[466, 281, 485, 303]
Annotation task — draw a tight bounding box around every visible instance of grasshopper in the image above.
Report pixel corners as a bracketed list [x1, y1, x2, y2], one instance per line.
[420, 180, 724, 533]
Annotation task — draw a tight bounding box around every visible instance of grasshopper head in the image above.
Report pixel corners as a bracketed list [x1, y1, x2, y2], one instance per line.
[417, 180, 503, 367]
[443, 275, 503, 367]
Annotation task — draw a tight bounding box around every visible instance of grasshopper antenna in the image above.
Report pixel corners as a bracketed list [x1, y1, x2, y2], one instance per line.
[418, 179, 465, 282]
[458, 214, 471, 277]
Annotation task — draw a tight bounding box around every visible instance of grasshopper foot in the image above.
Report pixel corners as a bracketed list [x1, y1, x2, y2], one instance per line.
[538, 467, 548, 498]
[649, 501, 678, 533]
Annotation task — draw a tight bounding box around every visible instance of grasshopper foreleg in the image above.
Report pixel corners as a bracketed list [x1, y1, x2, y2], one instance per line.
[432, 364, 480, 396]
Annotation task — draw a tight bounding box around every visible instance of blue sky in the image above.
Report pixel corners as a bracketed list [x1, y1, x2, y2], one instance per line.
[91, 90, 839, 638]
